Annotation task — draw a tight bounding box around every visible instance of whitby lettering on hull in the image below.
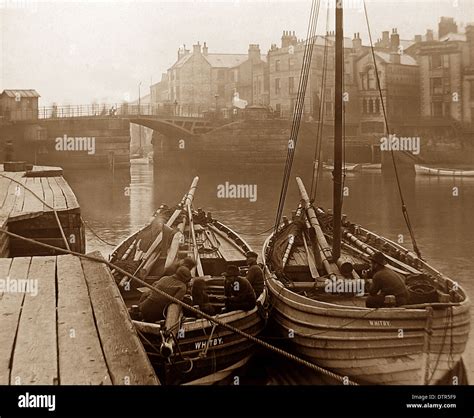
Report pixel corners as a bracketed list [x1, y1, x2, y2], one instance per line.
[194, 337, 224, 350]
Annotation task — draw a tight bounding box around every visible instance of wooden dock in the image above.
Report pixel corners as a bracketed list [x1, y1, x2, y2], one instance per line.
[0, 251, 159, 385]
[0, 164, 85, 257]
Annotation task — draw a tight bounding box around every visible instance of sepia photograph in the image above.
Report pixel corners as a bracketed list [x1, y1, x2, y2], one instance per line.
[0, 0, 473, 416]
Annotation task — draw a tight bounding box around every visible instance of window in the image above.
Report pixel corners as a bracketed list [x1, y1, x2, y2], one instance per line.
[442, 55, 449, 68]
[325, 88, 331, 99]
[275, 103, 281, 116]
[275, 78, 281, 95]
[361, 73, 367, 90]
[430, 78, 443, 95]
[289, 58, 295, 69]
[375, 98, 380, 114]
[218, 70, 226, 81]
[362, 99, 367, 114]
[430, 54, 442, 69]
[431, 101, 444, 117]
[368, 99, 374, 113]
[470, 81, 474, 99]
[367, 68, 376, 90]
[275, 60, 281, 72]
[289, 77, 295, 94]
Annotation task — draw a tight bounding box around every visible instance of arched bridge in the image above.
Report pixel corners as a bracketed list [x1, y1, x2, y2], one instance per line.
[3, 103, 219, 138]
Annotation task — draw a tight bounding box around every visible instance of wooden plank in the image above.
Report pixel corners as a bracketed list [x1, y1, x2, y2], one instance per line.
[11, 177, 26, 218]
[10, 256, 58, 385]
[47, 177, 67, 211]
[55, 176, 79, 210]
[81, 251, 159, 385]
[20, 177, 44, 216]
[40, 177, 54, 212]
[57, 255, 111, 385]
[0, 178, 19, 228]
[0, 175, 12, 208]
[0, 257, 30, 385]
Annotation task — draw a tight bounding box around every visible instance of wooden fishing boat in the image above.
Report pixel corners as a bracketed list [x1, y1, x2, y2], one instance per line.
[110, 177, 268, 385]
[322, 162, 361, 172]
[359, 163, 382, 171]
[415, 164, 474, 177]
[263, 177, 470, 385]
[263, 1, 470, 385]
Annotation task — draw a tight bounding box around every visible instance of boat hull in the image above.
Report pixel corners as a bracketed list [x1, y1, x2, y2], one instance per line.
[415, 164, 474, 177]
[134, 290, 267, 385]
[265, 275, 469, 384]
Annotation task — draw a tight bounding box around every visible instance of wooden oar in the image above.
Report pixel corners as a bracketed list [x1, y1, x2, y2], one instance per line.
[187, 203, 204, 276]
[120, 177, 199, 286]
[163, 216, 186, 271]
[302, 230, 319, 279]
[296, 177, 339, 276]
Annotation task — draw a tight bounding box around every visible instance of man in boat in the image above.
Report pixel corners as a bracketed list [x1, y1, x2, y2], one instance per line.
[190, 277, 219, 316]
[223, 265, 256, 312]
[365, 252, 409, 308]
[139, 266, 192, 322]
[245, 251, 264, 297]
[163, 256, 196, 277]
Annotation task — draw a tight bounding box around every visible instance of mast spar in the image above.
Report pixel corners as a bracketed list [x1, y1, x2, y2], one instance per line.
[332, 0, 344, 261]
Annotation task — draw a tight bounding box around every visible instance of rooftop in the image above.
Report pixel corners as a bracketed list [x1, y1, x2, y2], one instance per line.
[0, 89, 40, 98]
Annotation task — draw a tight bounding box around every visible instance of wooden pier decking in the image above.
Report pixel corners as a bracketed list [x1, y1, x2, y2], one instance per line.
[0, 251, 159, 385]
[0, 164, 85, 257]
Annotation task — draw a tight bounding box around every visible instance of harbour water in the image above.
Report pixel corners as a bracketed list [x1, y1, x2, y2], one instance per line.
[64, 163, 474, 384]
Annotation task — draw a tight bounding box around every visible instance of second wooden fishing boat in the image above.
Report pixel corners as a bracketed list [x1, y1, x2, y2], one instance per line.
[110, 177, 268, 385]
[415, 164, 474, 177]
[263, 177, 470, 385]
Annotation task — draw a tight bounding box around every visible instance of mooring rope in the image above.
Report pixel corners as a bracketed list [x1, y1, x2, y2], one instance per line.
[0, 227, 358, 386]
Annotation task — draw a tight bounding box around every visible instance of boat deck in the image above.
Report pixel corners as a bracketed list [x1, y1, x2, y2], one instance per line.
[0, 251, 159, 385]
[0, 164, 85, 257]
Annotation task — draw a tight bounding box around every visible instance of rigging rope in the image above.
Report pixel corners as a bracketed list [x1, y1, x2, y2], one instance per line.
[310, 6, 330, 201]
[0, 227, 358, 386]
[274, 0, 321, 231]
[362, 0, 422, 258]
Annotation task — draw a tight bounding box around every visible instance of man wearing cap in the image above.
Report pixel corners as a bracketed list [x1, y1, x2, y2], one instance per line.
[139, 266, 192, 322]
[365, 252, 409, 308]
[223, 265, 256, 312]
[245, 251, 264, 297]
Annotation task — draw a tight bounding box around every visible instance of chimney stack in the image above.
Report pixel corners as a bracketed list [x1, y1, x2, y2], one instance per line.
[382, 31, 390, 48]
[352, 32, 362, 51]
[439, 16, 458, 39]
[426, 29, 434, 41]
[248, 44, 261, 62]
[390, 28, 400, 52]
[202, 41, 208, 56]
[414, 34, 422, 43]
[193, 42, 202, 54]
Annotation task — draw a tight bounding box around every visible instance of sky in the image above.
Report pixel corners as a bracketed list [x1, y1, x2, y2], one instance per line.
[0, 0, 473, 106]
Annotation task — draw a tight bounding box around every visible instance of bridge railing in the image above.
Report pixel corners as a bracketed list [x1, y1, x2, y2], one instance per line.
[36, 103, 173, 119]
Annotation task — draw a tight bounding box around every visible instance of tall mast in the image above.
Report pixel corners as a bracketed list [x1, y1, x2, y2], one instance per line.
[332, 0, 343, 261]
